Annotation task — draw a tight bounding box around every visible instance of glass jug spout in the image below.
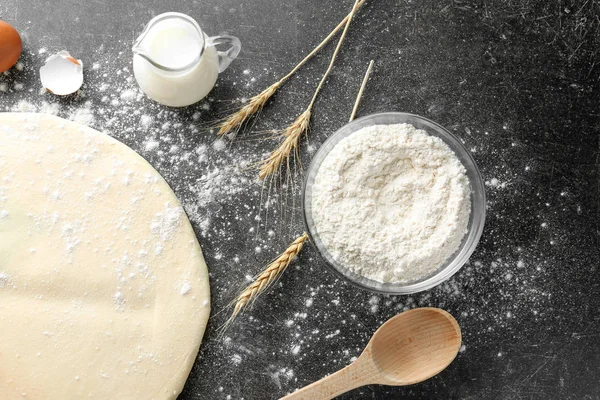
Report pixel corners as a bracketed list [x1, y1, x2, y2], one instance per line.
[132, 41, 152, 65]
[132, 16, 157, 65]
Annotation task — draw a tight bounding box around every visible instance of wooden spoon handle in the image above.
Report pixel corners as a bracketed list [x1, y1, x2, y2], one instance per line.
[280, 363, 368, 400]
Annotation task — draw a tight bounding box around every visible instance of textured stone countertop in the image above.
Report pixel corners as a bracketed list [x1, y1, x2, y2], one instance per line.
[1, 0, 599, 399]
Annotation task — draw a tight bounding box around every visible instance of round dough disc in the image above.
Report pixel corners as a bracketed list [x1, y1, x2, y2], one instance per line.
[0, 113, 210, 399]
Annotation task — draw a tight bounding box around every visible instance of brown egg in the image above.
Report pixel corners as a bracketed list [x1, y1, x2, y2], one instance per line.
[0, 20, 22, 73]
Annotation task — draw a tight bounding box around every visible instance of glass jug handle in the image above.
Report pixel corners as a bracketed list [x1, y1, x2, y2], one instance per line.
[206, 35, 241, 73]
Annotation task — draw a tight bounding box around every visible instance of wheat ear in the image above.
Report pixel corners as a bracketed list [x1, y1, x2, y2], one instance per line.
[258, 109, 311, 180]
[217, 82, 281, 136]
[223, 232, 309, 329]
[216, 0, 366, 136]
[258, 0, 362, 179]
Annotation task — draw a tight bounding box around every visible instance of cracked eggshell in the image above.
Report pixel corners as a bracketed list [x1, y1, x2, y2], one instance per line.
[39, 51, 84, 95]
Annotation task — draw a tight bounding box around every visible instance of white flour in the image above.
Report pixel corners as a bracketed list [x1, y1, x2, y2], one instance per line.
[150, 202, 184, 241]
[312, 123, 471, 283]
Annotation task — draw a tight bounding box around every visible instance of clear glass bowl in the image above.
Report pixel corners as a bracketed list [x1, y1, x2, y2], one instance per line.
[303, 112, 486, 294]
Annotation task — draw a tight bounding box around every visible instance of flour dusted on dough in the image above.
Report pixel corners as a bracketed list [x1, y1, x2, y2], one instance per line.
[0, 272, 9, 287]
[150, 202, 184, 241]
[312, 123, 471, 283]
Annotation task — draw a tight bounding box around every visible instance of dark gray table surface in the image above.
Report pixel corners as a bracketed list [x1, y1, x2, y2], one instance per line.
[1, 0, 599, 399]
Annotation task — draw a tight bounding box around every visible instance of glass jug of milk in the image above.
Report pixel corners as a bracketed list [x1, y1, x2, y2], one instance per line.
[132, 12, 241, 107]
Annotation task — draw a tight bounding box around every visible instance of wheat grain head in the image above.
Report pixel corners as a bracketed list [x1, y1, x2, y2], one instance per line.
[217, 82, 281, 136]
[258, 109, 311, 180]
[222, 232, 309, 331]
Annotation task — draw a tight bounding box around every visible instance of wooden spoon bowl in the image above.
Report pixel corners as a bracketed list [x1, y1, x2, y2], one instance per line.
[370, 307, 462, 385]
[282, 308, 461, 399]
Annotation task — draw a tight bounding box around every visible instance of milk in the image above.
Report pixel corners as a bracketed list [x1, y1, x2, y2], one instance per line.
[145, 18, 203, 69]
[132, 13, 240, 107]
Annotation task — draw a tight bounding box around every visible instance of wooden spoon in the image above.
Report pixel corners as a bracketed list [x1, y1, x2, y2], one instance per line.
[281, 307, 461, 400]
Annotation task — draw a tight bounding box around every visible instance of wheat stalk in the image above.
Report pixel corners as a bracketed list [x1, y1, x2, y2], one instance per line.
[258, 0, 362, 180]
[216, 0, 366, 136]
[349, 60, 374, 122]
[223, 232, 309, 329]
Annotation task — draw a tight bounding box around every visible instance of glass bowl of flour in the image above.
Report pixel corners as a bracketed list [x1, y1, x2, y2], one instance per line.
[303, 112, 485, 294]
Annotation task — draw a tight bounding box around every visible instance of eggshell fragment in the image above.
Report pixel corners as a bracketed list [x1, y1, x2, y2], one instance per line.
[39, 51, 84, 95]
[0, 20, 22, 72]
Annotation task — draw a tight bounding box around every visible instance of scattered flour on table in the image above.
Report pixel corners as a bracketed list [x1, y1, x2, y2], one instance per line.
[119, 89, 137, 102]
[212, 138, 226, 151]
[68, 102, 95, 125]
[230, 353, 242, 365]
[311, 123, 471, 283]
[40, 102, 60, 115]
[144, 140, 160, 151]
[11, 100, 37, 112]
[140, 114, 153, 128]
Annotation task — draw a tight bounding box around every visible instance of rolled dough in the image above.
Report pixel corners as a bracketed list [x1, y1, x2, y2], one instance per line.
[0, 113, 210, 399]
